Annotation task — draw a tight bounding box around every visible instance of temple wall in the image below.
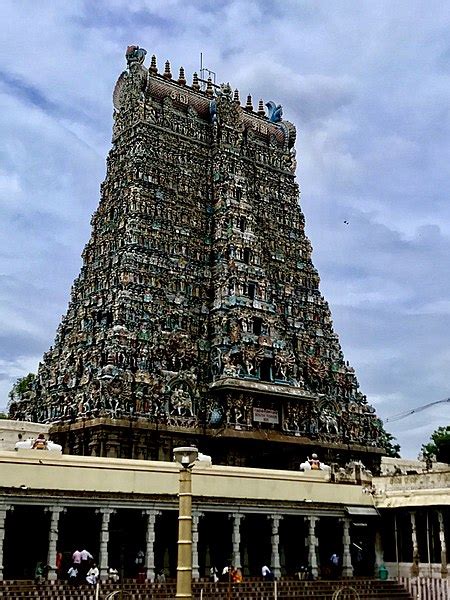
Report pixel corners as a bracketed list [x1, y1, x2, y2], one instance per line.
[0, 420, 49, 451]
[374, 471, 450, 508]
[0, 450, 374, 507]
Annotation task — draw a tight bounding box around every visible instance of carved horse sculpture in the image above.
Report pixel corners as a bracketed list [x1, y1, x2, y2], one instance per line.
[319, 408, 340, 435]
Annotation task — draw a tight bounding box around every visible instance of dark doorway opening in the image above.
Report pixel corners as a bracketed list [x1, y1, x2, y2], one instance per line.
[155, 511, 177, 578]
[280, 516, 307, 576]
[259, 358, 272, 382]
[351, 521, 375, 576]
[241, 514, 271, 576]
[4, 506, 49, 579]
[58, 508, 100, 579]
[253, 318, 263, 336]
[109, 509, 146, 577]
[318, 517, 342, 578]
[199, 512, 233, 578]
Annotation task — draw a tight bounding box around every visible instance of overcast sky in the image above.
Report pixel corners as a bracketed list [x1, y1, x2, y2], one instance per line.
[1, 1, 449, 458]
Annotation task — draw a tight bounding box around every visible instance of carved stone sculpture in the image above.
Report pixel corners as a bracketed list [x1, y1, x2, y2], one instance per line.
[8, 48, 389, 471]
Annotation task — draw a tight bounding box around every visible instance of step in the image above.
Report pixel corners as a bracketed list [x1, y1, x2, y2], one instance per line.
[0, 579, 414, 600]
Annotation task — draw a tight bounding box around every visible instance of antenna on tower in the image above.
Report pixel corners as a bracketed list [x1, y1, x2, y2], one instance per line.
[199, 52, 218, 91]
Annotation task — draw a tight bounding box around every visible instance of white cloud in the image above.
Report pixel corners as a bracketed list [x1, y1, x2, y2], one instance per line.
[0, 1, 449, 458]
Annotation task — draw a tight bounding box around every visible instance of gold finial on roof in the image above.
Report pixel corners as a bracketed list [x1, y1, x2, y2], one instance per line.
[178, 67, 186, 86]
[149, 55, 158, 74]
[192, 72, 200, 91]
[206, 77, 214, 97]
[163, 60, 172, 79]
[258, 99, 265, 116]
[245, 94, 253, 111]
[233, 89, 240, 103]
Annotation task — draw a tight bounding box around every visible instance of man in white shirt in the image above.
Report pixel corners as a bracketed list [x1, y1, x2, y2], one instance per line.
[80, 548, 93, 562]
[86, 564, 99, 585]
[72, 549, 82, 565]
[80, 548, 93, 578]
[262, 565, 274, 580]
[68, 566, 78, 584]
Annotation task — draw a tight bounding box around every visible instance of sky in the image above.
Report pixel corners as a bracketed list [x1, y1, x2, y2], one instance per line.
[1, 0, 449, 459]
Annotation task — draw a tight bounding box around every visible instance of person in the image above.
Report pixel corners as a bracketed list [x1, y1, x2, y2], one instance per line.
[135, 549, 145, 568]
[34, 561, 46, 583]
[210, 565, 219, 583]
[86, 563, 99, 585]
[330, 552, 340, 579]
[80, 548, 93, 578]
[308, 453, 321, 470]
[72, 548, 82, 567]
[262, 565, 274, 581]
[55, 551, 63, 578]
[221, 564, 231, 582]
[67, 565, 78, 584]
[231, 567, 243, 583]
[295, 565, 307, 580]
[108, 566, 119, 583]
[135, 549, 145, 579]
[353, 541, 364, 575]
[32, 434, 48, 450]
[155, 568, 166, 583]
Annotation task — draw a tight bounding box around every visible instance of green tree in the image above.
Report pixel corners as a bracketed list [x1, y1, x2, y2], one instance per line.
[382, 431, 401, 458]
[421, 426, 450, 463]
[8, 373, 36, 405]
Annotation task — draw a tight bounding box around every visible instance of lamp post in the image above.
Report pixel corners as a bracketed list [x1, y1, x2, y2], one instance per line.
[173, 446, 198, 599]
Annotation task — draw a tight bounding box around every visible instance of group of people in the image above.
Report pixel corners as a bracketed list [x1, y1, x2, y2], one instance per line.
[210, 564, 243, 584]
[68, 548, 99, 585]
[210, 564, 276, 584]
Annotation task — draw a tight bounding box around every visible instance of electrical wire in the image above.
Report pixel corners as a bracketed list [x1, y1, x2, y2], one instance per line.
[385, 398, 450, 423]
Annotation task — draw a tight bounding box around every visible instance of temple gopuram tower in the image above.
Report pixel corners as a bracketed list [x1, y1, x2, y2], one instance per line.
[9, 47, 389, 471]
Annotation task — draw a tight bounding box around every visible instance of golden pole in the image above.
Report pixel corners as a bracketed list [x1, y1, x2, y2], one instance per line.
[176, 466, 193, 599]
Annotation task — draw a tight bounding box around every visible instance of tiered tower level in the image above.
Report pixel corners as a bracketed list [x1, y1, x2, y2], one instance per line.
[9, 47, 388, 469]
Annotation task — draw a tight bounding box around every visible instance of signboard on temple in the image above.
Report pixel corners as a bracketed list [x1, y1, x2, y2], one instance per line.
[253, 408, 279, 424]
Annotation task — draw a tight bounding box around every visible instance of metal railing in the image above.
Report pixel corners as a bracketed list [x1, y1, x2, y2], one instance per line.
[332, 586, 361, 600]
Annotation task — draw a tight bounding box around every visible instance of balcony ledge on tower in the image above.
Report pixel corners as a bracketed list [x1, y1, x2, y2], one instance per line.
[209, 376, 316, 401]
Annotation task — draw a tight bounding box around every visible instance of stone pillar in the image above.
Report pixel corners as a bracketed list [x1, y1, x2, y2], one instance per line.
[45, 506, 65, 581]
[192, 511, 203, 580]
[0, 504, 13, 581]
[305, 516, 319, 578]
[143, 509, 160, 581]
[97, 508, 115, 581]
[341, 517, 353, 577]
[410, 511, 420, 576]
[437, 510, 448, 578]
[268, 514, 282, 579]
[230, 513, 244, 570]
[374, 527, 384, 571]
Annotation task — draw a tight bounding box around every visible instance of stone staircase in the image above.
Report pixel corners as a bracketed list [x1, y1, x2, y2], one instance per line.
[0, 578, 414, 599]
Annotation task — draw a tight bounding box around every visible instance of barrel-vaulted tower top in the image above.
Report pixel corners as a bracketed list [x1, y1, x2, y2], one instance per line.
[8, 47, 389, 469]
[112, 45, 296, 151]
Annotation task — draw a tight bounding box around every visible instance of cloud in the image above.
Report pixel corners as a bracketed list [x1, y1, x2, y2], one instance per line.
[0, 1, 449, 458]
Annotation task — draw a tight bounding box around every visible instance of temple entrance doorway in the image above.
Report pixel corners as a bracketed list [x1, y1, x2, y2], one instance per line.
[199, 512, 232, 578]
[58, 507, 100, 578]
[108, 509, 146, 577]
[241, 514, 271, 576]
[3, 506, 49, 579]
[317, 517, 342, 578]
[155, 510, 177, 577]
[351, 521, 375, 576]
[280, 515, 307, 575]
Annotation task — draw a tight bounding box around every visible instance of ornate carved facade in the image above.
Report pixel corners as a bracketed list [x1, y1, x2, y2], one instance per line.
[9, 47, 389, 470]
